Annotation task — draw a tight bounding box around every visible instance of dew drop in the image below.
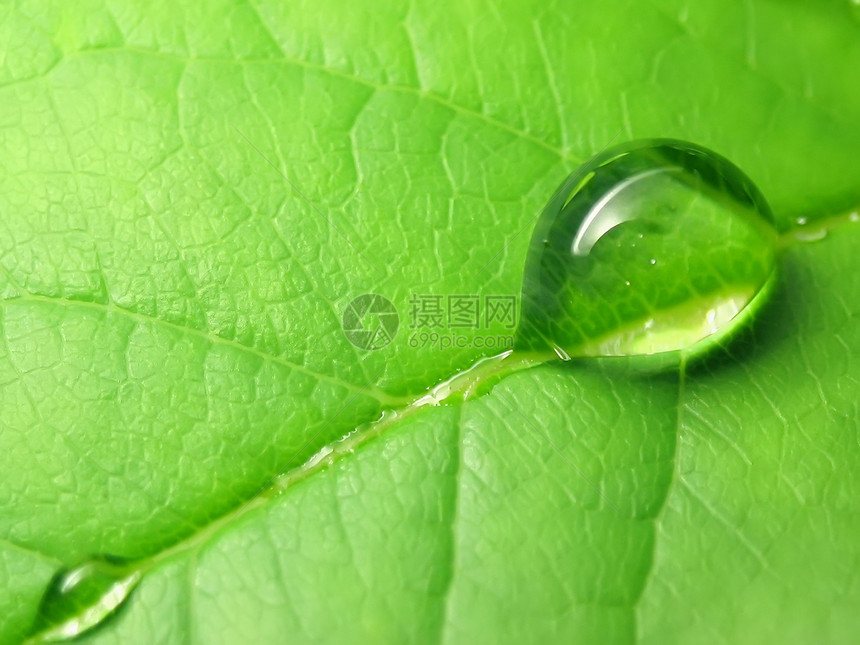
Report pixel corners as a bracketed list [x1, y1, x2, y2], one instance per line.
[27, 556, 140, 642]
[792, 227, 827, 243]
[516, 139, 778, 360]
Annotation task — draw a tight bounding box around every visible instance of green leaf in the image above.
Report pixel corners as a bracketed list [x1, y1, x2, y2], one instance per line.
[1, 0, 859, 643]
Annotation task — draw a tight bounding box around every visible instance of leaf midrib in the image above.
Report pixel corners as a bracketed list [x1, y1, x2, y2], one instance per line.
[27, 224, 854, 641]
[6, 17, 859, 631]
[5, 211, 859, 581]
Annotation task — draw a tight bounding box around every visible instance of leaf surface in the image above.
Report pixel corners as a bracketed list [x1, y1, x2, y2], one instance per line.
[1, 0, 859, 642]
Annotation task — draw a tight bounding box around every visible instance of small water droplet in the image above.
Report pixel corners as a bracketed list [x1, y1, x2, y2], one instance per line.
[850, 212, 859, 223]
[793, 228, 827, 243]
[795, 216, 808, 226]
[551, 343, 571, 361]
[305, 444, 334, 469]
[516, 139, 777, 359]
[27, 556, 140, 642]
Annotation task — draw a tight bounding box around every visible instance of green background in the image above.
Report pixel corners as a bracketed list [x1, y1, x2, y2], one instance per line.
[1, 0, 859, 642]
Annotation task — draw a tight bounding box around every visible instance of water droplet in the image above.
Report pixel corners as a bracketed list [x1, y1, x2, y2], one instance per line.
[28, 556, 140, 642]
[789, 216, 827, 243]
[792, 228, 827, 243]
[550, 343, 571, 361]
[516, 139, 778, 359]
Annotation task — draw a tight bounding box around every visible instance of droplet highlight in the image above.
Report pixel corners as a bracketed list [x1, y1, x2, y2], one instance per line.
[516, 139, 778, 359]
[27, 556, 140, 643]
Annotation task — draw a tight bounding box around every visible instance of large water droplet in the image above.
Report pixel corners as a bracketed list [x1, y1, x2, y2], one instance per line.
[516, 139, 778, 360]
[27, 556, 140, 643]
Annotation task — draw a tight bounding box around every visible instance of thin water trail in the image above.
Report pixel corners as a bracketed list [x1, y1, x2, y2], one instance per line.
[26, 138, 859, 641]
